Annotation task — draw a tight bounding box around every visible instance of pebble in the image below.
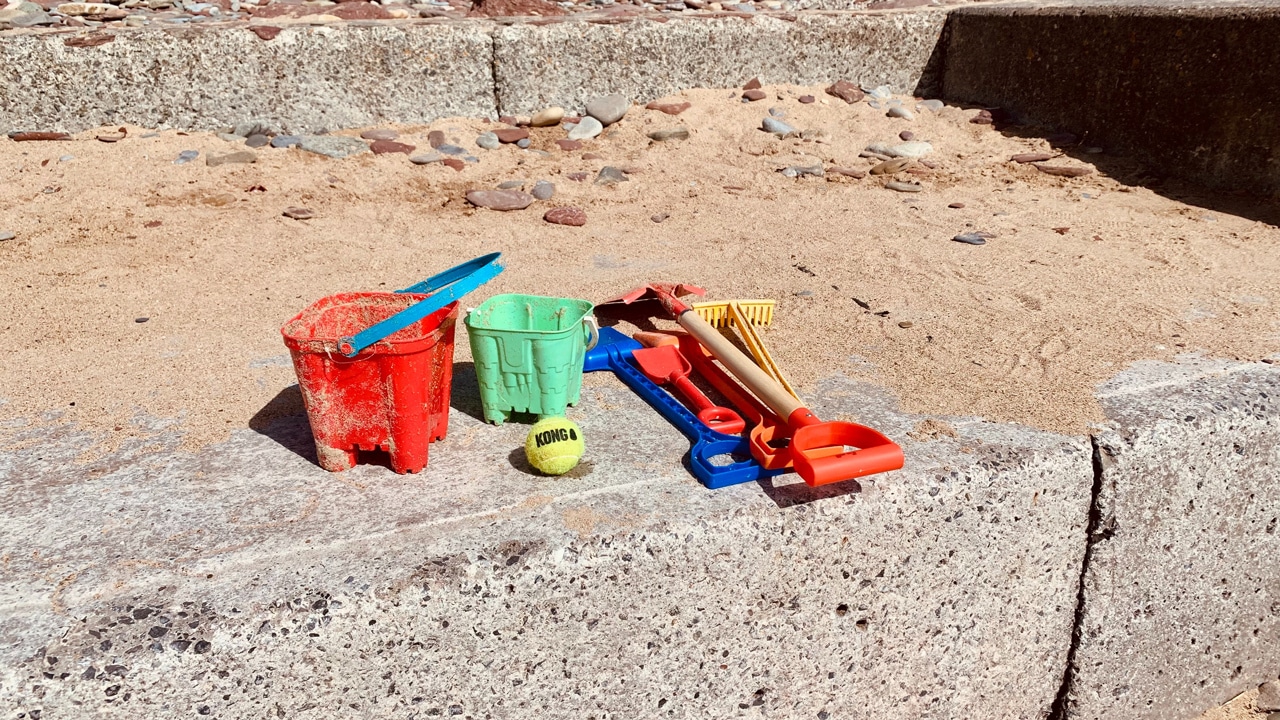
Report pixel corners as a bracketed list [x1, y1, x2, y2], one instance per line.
[899, 130, 915, 141]
[567, 116, 603, 141]
[583, 152, 603, 161]
[516, 138, 531, 149]
[952, 233, 987, 245]
[173, 150, 199, 164]
[245, 133, 270, 148]
[428, 130, 446, 148]
[798, 95, 815, 104]
[409, 152, 442, 165]
[360, 128, 398, 141]
[645, 101, 691, 115]
[1034, 164, 1093, 177]
[544, 206, 587, 226]
[531, 107, 566, 127]
[442, 158, 465, 171]
[780, 164, 823, 178]
[898, 321, 913, 329]
[887, 106, 915, 120]
[742, 89, 766, 101]
[828, 167, 866, 179]
[233, 120, 279, 138]
[497, 180, 525, 189]
[948, 202, 965, 208]
[743, 77, 761, 90]
[595, 166, 629, 185]
[870, 157, 910, 175]
[498, 115, 517, 126]
[886, 180, 923, 193]
[370, 140, 415, 155]
[556, 139, 583, 151]
[271, 135, 302, 148]
[0, 231, 14, 242]
[299, 135, 369, 159]
[476, 132, 500, 150]
[96, 130, 126, 143]
[794, 290, 813, 297]
[0, 1, 52, 26]
[586, 94, 629, 126]
[651, 212, 670, 223]
[59, 155, 74, 163]
[971, 109, 994, 125]
[1257, 681, 1280, 712]
[768, 107, 786, 118]
[436, 144, 467, 156]
[531, 180, 555, 200]
[1011, 152, 1053, 163]
[217, 133, 242, 143]
[917, 99, 944, 112]
[761, 117, 795, 136]
[282, 207, 314, 220]
[494, 128, 529, 144]
[135, 317, 149, 323]
[56, 3, 113, 15]
[466, 189, 534, 211]
[887, 141, 933, 158]
[207, 150, 257, 166]
[648, 127, 689, 141]
[824, 79, 863, 104]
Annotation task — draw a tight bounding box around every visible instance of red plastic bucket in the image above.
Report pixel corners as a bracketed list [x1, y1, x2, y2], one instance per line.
[281, 292, 459, 474]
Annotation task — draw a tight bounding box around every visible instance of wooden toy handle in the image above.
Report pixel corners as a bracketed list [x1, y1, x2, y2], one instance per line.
[675, 309, 804, 421]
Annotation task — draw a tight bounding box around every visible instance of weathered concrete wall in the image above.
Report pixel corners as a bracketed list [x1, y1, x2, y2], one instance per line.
[940, 3, 1280, 195]
[0, 22, 496, 133]
[0, 9, 947, 132]
[492, 11, 948, 115]
[0, 375, 1093, 719]
[1059, 359, 1280, 720]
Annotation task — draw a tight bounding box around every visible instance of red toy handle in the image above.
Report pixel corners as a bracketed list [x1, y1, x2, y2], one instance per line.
[787, 409, 904, 487]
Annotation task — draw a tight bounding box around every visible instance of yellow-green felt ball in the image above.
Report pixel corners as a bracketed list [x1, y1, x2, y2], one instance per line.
[525, 417, 584, 476]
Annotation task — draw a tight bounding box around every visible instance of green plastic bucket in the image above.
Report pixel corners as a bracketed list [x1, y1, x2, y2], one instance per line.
[465, 294, 598, 424]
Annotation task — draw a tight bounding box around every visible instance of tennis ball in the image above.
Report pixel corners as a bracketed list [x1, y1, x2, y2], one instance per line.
[525, 417, 584, 476]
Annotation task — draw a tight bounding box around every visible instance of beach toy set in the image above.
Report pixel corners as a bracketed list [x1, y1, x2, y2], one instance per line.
[280, 253, 903, 487]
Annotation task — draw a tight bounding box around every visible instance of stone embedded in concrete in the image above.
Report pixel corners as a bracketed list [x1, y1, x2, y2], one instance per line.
[1061, 358, 1280, 720]
[493, 11, 948, 116]
[0, 24, 496, 133]
[940, 3, 1280, 195]
[0, 372, 1091, 719]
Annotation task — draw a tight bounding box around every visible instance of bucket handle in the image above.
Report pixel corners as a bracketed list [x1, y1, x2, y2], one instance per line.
[583, 315, 599, 351]
[338, 253, 504, 357]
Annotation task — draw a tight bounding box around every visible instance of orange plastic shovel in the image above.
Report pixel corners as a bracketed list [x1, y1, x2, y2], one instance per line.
[603, 283, 903, 486]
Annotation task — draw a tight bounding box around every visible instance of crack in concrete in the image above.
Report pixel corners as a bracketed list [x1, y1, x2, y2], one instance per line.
[1049, 435, 1116, 720]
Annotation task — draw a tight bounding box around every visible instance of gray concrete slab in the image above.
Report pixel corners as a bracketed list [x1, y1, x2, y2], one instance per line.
[493, 11, 948, 116]
[0, 22, 497, 134]
[1060, 358, 1280, 720]
[0, 370, 1091, 719]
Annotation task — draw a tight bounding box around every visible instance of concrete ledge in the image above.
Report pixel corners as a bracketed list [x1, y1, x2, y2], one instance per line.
[1061, 359, 1280, 719]
[0, 23, 496, 133]
[939, 2, 1280, 195]
[0, 376, 1092, 718]
[493, 11, 948, 115]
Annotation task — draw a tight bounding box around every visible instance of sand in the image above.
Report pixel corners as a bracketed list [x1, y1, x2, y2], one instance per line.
[1, 85, 1279, 453]
[1198, 688, 1272, 720]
